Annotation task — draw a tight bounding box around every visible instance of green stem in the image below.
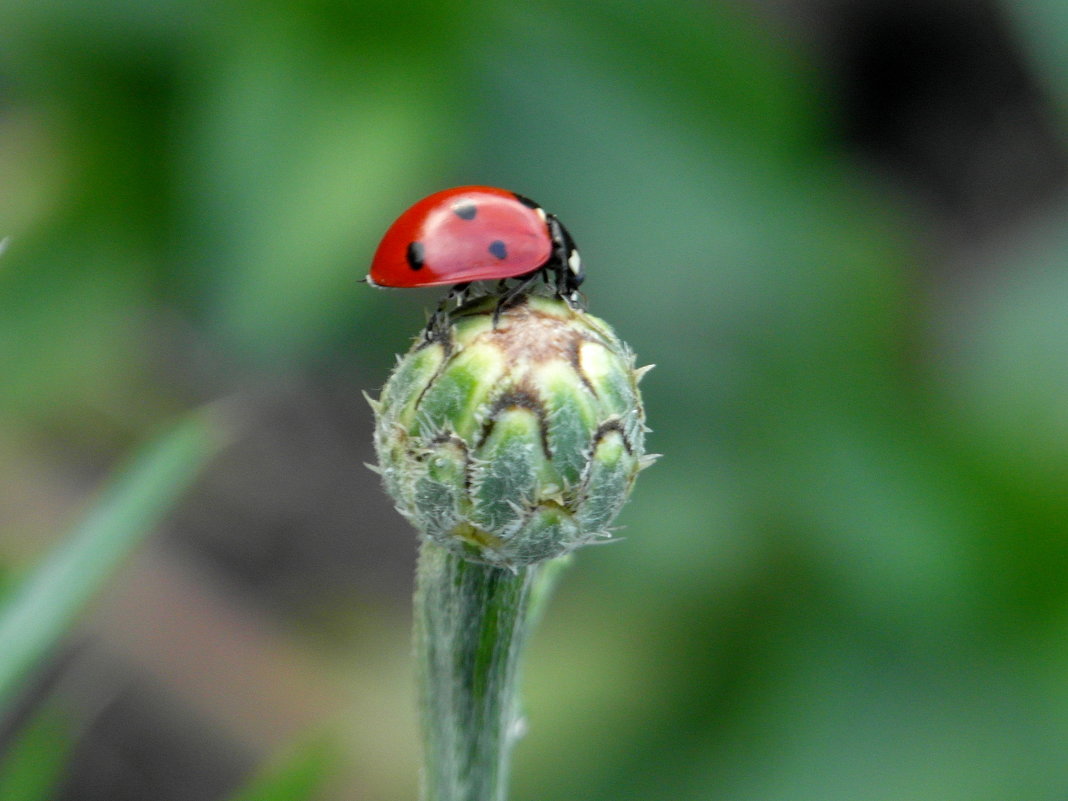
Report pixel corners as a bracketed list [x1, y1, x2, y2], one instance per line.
[414, 542, 554, 801]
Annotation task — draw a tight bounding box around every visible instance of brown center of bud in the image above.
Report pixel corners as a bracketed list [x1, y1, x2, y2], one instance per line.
[468, 303, 590, 365]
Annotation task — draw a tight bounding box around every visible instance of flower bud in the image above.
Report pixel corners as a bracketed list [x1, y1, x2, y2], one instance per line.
[371, 295, 653, 567]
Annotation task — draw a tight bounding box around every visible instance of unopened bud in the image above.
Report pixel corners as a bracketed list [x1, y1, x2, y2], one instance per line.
[372, 295, 652, 567]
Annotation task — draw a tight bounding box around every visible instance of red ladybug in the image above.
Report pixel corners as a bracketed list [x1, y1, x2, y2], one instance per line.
[367, 186, 583, 308]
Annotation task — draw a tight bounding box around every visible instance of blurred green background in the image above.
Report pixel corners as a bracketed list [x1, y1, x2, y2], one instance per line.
[4, 0, 1068, 798]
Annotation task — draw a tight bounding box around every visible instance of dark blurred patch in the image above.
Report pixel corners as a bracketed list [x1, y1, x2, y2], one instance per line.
[828, 0, 1068, 233]
[53, 672, 251, 801]
[166, 374, 414, 622]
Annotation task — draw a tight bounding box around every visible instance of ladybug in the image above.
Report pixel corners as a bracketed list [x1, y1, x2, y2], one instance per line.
[367, 186, 583, 321]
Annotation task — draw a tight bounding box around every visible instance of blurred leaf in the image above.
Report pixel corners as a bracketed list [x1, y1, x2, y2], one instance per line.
[534, 0, 827, 164]
[929, 208, 1068, 616]
[0, 407, 230, 710]
[0, 708, 72, 801]
[177, 6, 483, 359]
[0, 246, 163, 444]
[936, 209, 1068, 476]
[226, 739, 337, 801]
[1007, 1, 1068, 106]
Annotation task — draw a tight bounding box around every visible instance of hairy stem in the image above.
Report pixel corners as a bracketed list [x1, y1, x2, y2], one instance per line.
[415, 541, 555, 801]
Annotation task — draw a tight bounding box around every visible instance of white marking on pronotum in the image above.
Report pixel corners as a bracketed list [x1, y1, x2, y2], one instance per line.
[567, 249, 581, 274]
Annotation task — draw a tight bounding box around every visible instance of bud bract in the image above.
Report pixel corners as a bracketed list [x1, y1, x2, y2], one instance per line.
[372, 295, 652, 567]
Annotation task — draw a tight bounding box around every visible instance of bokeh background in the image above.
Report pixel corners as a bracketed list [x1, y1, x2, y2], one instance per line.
[4, 0, 1068, 798]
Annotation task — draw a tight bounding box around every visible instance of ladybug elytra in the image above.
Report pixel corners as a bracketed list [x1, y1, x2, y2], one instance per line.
[367, 186, 583, 315]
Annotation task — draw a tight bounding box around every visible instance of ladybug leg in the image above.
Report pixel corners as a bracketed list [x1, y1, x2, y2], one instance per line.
[545, 260, 584, 309]
[424, 307, 449, 342]
[552, 263, 569, 297]
[425, 282, 471, 340]
[492, 272, 541, 328]
[450, 282, 477, 314]
[446, 282, 471, 310]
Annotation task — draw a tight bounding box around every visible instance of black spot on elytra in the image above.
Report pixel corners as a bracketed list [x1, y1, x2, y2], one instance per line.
[452, 203, 477, 220]
[488, 240, 507, 260]
[407, 241, 425, 270]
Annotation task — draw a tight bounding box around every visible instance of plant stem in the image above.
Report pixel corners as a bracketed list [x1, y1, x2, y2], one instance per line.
[414, 541, 557, 801]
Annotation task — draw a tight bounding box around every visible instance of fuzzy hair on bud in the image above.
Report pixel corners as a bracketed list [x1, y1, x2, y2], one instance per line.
[372, 294, 650, 567]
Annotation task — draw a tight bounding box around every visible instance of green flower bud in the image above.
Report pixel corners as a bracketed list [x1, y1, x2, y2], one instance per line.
[371, 294, 654, 567]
